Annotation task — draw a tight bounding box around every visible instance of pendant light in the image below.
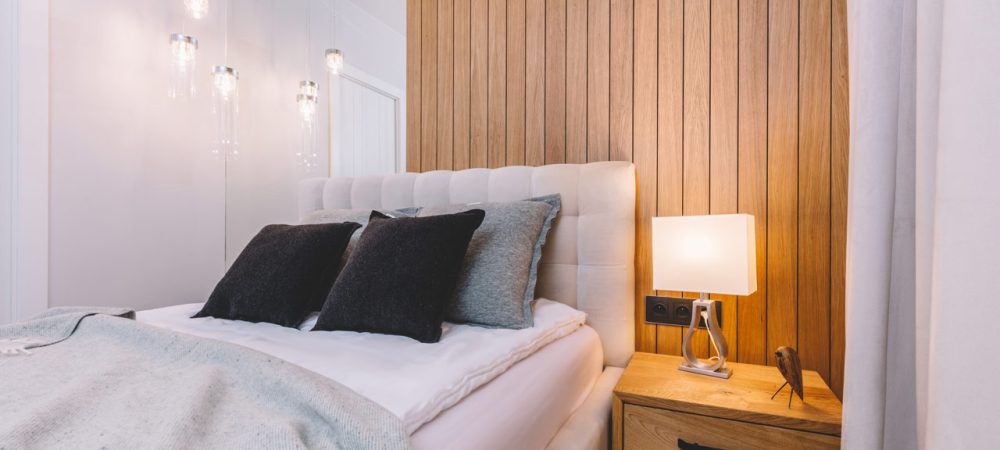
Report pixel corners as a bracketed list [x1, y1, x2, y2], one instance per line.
[297, 94, 318, 122]
[295, 2, 320, 171]
[297, 81, 319, 122]
[325, 49, 344, 75]
[184, 0, 209, 19]
[212, 0, 239, 158]
[299, 80, 319, 98]
[324, 2, 344, 75]
[168, 33, 198, 99]
[212, 65, 239, 157]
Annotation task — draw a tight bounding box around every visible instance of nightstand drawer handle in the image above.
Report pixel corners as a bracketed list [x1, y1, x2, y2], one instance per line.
[677, 438, 722, 450]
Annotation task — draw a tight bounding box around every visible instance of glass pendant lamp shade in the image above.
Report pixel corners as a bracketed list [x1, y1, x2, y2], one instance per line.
[170, 34, 198, 64]
[299, 80, 319, 98]
[185, 0, 209, 19]
[296, 90, 320, 171]
[325, 49, 344, 75]
[297, 94, 318, 122]
[168, 34, 198, 99]
[212, 66, 239, 99]
[211, 65, 239, 157]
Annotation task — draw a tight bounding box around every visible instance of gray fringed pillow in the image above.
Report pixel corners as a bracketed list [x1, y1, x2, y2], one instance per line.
[418, 194, 561, 329]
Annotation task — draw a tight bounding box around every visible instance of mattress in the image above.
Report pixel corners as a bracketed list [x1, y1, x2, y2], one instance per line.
[411, 325, 603, 450]
[136, 299, 589, 434]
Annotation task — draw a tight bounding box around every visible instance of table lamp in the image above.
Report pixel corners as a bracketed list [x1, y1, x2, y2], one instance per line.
[652, 214, 757, 379]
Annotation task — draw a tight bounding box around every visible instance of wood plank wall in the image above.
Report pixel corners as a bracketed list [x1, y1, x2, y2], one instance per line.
[406, 0, 848, 397]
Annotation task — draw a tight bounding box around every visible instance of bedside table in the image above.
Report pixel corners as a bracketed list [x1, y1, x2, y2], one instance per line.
[612, 353, 842, 450]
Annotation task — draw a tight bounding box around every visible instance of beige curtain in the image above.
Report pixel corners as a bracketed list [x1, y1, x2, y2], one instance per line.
[843, 0, 1000, 448]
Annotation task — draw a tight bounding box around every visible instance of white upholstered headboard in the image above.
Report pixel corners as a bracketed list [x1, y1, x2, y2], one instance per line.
[299, 162, 635, 368]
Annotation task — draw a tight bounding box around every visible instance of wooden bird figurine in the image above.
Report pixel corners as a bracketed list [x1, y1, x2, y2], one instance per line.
[770, 346, 804, 407]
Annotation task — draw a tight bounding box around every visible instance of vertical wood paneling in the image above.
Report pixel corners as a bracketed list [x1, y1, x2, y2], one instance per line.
[470, 0, 489, 168]
[566, 0, 587, 163]
[438, 0, 455, 170]
[737, 0, 769, 366]
[407, 0, 848, 386]
[545, 0, 567, 164]
[587, 0, 610, 162]
[830, 0, 848, 399]
[766, 0, 799, 367]
[525, 0, 546, 165]
[507, 0, 526, 165]
[454, 0, 471, 170]
[711, 0, 740, 359]
[420, 0, 439, 171]
[488, 0, 508, 168]
[798, 0, 831, 383]
[406, 0, 421, 171]
[684, 0, 711, 359]
[655, 0, 684, 355]
[609, 0, 633, 162]
[633, 0, 658, 358]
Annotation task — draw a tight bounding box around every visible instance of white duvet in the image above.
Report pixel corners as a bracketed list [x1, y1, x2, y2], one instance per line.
[136, 299, 587, 434]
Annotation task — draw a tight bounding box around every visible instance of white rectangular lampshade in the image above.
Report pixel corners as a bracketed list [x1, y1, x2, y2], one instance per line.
[652, 214, 757, 296]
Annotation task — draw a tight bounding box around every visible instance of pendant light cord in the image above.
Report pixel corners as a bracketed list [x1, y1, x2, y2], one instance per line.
[223, 0, 229, 63]
[307, 0, 312, 76]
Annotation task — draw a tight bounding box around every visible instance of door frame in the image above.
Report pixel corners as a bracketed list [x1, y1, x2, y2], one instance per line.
[328, 63, 406, 176]
[1, 0, 49, 323]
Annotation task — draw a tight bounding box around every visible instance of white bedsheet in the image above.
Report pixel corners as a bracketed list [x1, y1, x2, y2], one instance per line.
[136, 299, 587, 434]
[411, 325, 603, 450]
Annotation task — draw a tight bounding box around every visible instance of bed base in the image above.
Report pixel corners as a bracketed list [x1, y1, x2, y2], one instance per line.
[545, 366, 624, 450]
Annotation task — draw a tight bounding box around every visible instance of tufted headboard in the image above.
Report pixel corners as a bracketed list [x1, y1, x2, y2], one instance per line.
[299, 162, 635, 368]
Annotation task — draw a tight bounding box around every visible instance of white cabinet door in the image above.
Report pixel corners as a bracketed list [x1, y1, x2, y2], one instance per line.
[330, 66, 404, 177]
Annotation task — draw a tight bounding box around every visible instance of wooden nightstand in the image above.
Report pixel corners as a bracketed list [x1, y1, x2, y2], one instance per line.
[612, 352, 842, 450]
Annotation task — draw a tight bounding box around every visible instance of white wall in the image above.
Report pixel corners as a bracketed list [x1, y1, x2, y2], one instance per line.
[224, 0, 405, 265]
[48, 0, 405, 309]
[50, 0, 225, 310]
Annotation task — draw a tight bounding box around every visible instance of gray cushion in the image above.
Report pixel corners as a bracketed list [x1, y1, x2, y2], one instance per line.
[301, 207, 420, 276]
[418, 195, 561, 328]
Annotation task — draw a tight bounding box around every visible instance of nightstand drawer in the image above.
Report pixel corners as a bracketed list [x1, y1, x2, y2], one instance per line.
[622, 404, 840, 450]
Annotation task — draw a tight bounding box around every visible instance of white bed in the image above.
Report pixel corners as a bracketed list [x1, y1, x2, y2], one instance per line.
[138, 301, 604, 450]
[304, 162, 636, 450]
[146, 162, 636, 449]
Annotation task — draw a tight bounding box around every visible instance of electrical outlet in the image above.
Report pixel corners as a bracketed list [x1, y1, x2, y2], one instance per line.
[644, 296, 723, 328]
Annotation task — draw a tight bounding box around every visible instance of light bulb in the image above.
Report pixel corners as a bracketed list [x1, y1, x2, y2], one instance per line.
[299, 80, 319, 98]
[184, 0, 209, 19]
[170, 34, 198, 66]
[212, 66, 238, 99]
[297, 94, 318, 122]
[325, 49, 344, 75]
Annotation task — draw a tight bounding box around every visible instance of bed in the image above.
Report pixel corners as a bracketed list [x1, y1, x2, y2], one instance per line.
[0, 162, 635, 449]
[295, 162, 636, 449]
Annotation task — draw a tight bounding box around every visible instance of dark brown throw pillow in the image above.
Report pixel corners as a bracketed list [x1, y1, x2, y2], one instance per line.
[312, 209, 486, 343]
[193, 222, 361, 327]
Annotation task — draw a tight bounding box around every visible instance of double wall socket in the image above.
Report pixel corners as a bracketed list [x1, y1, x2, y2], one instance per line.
[644, 296, 723, 328]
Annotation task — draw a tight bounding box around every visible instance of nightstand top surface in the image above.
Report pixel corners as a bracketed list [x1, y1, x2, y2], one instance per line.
[614, 352, 842, 436]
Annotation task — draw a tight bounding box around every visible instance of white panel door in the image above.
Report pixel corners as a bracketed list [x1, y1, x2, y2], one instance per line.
[330, 66, 404, 177]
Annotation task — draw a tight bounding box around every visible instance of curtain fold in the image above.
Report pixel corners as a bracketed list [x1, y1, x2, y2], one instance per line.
[844, 0, 1000, 448]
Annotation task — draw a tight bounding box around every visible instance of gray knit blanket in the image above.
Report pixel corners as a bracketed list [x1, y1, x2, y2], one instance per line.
[0, 308, 410, 450]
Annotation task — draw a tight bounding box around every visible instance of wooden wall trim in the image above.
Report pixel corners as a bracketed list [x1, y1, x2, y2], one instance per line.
[406, 0, 848, 398]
